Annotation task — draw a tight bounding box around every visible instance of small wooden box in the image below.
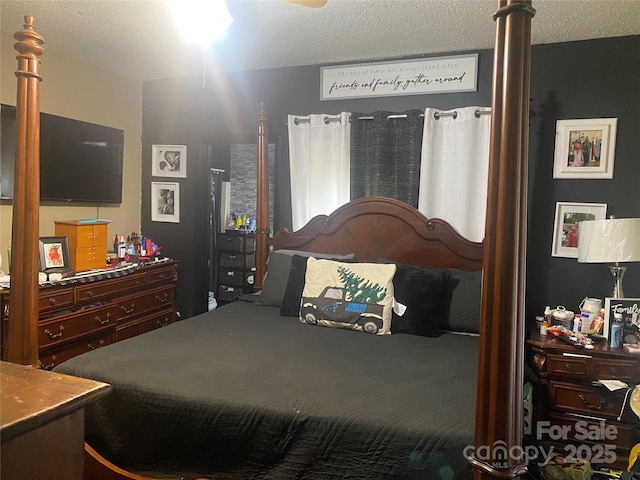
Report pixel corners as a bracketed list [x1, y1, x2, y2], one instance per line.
[54, 220, 109, 272]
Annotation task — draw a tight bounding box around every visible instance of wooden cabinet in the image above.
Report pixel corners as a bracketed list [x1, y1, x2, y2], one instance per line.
[1, 361, 110, 480]
[54, 220, 110, 271]
[1, 260, 178, 369]
[217, 230, 256, 304]
[527, 333, 640, 470]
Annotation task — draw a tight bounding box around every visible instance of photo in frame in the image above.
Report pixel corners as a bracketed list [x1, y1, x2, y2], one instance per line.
[604, 297, 640, 343]
[551, 202, 607, 258]
[151, 182, 180, 223]
[39, 236, 72, 273]
[553, 118, 617, 179]
[151, 144, 187, 178]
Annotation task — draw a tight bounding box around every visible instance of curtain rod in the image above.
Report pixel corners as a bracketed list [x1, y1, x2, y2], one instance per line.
[290, 109, 492, 125]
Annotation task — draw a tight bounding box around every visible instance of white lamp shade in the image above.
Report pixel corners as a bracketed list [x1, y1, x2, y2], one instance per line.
[578, 218, 640, 263]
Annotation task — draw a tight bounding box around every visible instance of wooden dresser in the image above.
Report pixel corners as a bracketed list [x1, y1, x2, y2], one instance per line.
[527, 332, 640, 470]
[1, 260, 178, 370]
[1, 361, 110, 480]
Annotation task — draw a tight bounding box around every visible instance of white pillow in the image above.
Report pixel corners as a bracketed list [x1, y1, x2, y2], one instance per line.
[300, 258, 396, 335]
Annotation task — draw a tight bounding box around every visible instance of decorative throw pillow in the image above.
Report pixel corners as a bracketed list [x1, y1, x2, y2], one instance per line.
[256, 250, 356, 307]
[442, 269, 482, 334]
[280, 254, 355, 317]
[300, 258, 396, 335]
[386, 263, 452, 337]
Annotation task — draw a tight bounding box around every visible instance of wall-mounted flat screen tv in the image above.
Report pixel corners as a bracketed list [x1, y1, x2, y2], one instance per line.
[1, 104, 124, 204]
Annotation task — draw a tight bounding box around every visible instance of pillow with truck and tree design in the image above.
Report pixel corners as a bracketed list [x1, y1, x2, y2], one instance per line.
[300, 258, 396, 335]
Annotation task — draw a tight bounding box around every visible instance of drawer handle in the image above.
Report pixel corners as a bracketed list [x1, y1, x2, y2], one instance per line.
[157, 273, 166, 279]
[579, 394, 607, 411]
[44, 325, 64, 339]
[42, 355, 57, 370]
[88, 340, 106, 350]
[155, 293, 169, 303]
[95, 313, 111, 325]
[48, 297, 57, 306]
[87, 290, 94, 298]
[156, 317, 170, 327]
[121, 303, 135, 314]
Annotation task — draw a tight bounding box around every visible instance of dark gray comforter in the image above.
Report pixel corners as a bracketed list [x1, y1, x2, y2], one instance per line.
[55, 300, 478, 479]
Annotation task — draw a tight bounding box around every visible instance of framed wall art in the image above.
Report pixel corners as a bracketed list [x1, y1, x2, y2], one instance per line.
[553, 118, 617, 179]
[551, 202, 607, 258]
[152, 144, 187, 178]
[151, 182, 180, 223]
[39, 236, 72, 273]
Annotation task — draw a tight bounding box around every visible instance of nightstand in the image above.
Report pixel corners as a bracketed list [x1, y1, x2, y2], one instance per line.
[527, 332, 640, 471]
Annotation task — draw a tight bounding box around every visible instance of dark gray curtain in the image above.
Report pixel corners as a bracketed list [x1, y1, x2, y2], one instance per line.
[350, 110, 424, 207]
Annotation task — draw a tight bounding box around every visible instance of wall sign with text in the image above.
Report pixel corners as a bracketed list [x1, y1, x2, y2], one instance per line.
[320, 54, 478, 100]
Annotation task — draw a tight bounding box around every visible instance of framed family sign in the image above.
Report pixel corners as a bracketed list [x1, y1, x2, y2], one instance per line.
[553, 118, 617, 179]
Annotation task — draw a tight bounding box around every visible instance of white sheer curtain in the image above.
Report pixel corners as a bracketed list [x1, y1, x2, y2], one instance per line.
[288, 112, 351, 231]
[418, 107, 491, 242]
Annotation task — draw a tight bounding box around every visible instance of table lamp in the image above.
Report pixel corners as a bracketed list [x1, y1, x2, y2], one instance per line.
[578, 217, 640, 298]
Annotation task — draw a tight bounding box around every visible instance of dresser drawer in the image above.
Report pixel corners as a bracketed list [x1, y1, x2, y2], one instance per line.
[546, 353, 590, 377]
[115, 309, 174, 342]
[40, 330, 114, 370]
[546, 411, 632, 453]
[219, 234, 256, 253]
[549, 380, 627, 420]
[38, 288, 74, 313]
[115, 285, 175, 324]
[219, 268, 255, 287]
[219, 253, 256, 269]
[146, 264, 177, 287]
[38, 304, 117, 348]
[595, 358, 638, 382]
[76, 273, 146, 303]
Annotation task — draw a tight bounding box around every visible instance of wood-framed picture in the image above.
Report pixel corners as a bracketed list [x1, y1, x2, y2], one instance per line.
[151, 144, 187, 178]
[39, 236, 72, 273]
[551, 202, 607, 258]
[151, 181, 180, 223]
[553, 118, 617, 179]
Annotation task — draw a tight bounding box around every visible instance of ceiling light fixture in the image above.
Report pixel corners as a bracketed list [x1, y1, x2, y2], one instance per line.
[167, 0, 233, 47]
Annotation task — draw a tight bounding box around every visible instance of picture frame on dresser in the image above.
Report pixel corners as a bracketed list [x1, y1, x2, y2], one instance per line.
[39, 236, 72, 274]
[553, 118, 617, 179]
[551, 202, 607, 258]
[604, 297, 640, 344]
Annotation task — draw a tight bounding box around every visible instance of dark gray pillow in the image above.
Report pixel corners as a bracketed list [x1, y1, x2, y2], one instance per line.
[256, 249, 356, 307]
[441, 269, 482, 334]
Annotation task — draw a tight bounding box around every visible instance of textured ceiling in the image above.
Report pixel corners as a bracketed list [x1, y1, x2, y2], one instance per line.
[1, 0, 639, 82]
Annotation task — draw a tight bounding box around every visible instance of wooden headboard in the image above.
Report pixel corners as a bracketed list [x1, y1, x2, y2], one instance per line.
[271, 196, 483, 272]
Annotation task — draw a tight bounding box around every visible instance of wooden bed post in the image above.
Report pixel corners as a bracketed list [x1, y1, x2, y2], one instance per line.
[254, 103, 270, 291]
[6, 16, 44, 366]
[470, 1, 535, 479]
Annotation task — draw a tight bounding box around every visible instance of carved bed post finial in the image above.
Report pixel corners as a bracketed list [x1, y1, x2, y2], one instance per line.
[254, 103, 270, 291]
[470, 1, 535, 478]
[7, 16, 44, 366]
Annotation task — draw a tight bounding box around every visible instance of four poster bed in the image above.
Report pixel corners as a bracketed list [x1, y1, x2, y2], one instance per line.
[5, 2, 534, 479]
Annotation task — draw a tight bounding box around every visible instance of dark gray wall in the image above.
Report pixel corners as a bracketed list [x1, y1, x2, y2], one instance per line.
[142, 35, 639, 322]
